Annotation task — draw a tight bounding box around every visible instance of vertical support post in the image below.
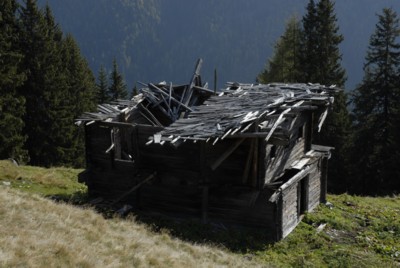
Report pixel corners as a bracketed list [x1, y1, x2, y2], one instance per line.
[320, 157, 328, 203]
[276, 194, 283, 241]
[305, 112, 313, 152]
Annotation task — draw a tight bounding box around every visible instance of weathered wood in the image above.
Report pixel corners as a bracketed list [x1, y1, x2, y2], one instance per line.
[242, 139, 254, 184]
[269, 166, 311, 203]
[148, 83, 194, 112]
[210, 138, 245, 170]
[78, 71, 338, 241]
[110, 173, 156, 205]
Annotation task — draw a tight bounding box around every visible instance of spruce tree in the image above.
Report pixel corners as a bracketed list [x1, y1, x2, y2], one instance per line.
[61, 34, 97, 167]
[130, 85, 138, 99]
[18, 0, 49, 166]
[301, 0, 346, 85]
[108, 58, 128, 100]
[351, 8, 400, 194]
[97, 65, 110, 103]
[301, 0, 351, 193]
[0, 0, 28, 162]
[19, 1, 95, 167]
[257, 16, 303, 83]
[300, 0, 319, 83]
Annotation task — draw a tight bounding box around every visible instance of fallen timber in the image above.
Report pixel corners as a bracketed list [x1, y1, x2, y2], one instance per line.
[77, 59, 338, 241]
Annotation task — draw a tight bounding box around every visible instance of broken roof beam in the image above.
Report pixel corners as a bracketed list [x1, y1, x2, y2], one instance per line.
[148, 83, 194, 113]
[180, 58, 203, 118]
[192, 85, 215, 95]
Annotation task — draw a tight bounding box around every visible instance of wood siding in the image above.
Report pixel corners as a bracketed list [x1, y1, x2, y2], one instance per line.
[82, 110, 328, 242]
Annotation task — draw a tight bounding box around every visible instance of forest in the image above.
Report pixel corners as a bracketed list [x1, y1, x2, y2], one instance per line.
[1, 0, 400, 195]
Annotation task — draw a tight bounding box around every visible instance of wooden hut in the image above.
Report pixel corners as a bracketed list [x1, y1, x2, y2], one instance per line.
[77, 60, 337, 241]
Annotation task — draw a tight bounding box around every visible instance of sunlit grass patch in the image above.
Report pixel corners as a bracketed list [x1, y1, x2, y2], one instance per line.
[0, 160, 86, 198]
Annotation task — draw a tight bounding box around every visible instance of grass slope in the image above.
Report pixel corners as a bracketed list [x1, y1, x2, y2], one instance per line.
[0, 160, 399, 267]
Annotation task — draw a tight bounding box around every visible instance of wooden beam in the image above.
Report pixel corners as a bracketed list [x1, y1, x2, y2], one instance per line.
[210, 138, 245, 170]
[242, 139, 255, 184]
[110, 173, 156, 206]
[148, 83, 194, 112]
[227, 132, 289, 139]
[269, 166, 311, 203]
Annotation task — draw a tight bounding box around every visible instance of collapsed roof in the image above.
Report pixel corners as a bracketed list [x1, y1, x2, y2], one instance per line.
[77, 59, 339, 146]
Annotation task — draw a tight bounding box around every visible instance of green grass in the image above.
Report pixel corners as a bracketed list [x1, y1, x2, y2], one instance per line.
[1, 159, 399, 267]
[0, 160, 86, 201]
[256, 194, 400, 267]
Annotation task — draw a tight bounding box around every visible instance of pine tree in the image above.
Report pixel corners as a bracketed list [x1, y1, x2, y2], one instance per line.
[108, 58, 128, 100]
[0, 0, 28, 162]
[96, 65, 110, 103]
[351, 8, 400, 194]
[257, 16, 303, 83]
[301, 0, 351, 193]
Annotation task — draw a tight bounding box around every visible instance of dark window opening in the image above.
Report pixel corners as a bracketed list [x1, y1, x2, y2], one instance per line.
[112, 127, 134, 162]
[297, 176, 309, 216]
[298, 125, 304, 139]
[270, 145, 277, 159]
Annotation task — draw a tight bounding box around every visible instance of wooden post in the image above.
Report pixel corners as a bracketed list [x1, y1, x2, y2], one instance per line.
[320, 157, 328, 203]
[305, 112, 313, 151]
[276, 195, 283, 241]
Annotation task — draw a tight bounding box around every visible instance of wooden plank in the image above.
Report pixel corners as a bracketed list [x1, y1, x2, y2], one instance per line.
[269, 166, 311, 202]
[148, 83, 194, 113]
[210, 138, 245, 170]
[111, 173, 156, 205]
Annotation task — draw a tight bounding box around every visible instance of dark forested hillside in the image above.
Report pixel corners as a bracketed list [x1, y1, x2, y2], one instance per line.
[35, 0, 399, 90]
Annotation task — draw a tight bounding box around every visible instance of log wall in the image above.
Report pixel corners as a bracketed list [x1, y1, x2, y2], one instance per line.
[82, 111, 326, 242]
[278, 160, 322, 239]
[263, 113, 310, 184]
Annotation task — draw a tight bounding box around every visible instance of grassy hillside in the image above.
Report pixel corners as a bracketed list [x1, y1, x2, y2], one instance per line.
[0, 160, 399, 267]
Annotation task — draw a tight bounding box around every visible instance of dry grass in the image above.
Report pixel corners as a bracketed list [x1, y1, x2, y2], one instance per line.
[0, 187, 263, 268]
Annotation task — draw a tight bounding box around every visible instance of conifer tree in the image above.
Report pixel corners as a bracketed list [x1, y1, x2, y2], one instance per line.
[130, 85, 138, 99]
[301, 0, 351, 193]
[351, 8, 400, 194]
[59, 34, 97, 167]
[300, 0, 319, 83]
[0, 0, 28, 162]
[108, 58, 128, 100]
[257, 16, 303, 83]
[19, 1, 95, 167]
[19, 0, 58, 166]
[97, 65, 110, 103]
